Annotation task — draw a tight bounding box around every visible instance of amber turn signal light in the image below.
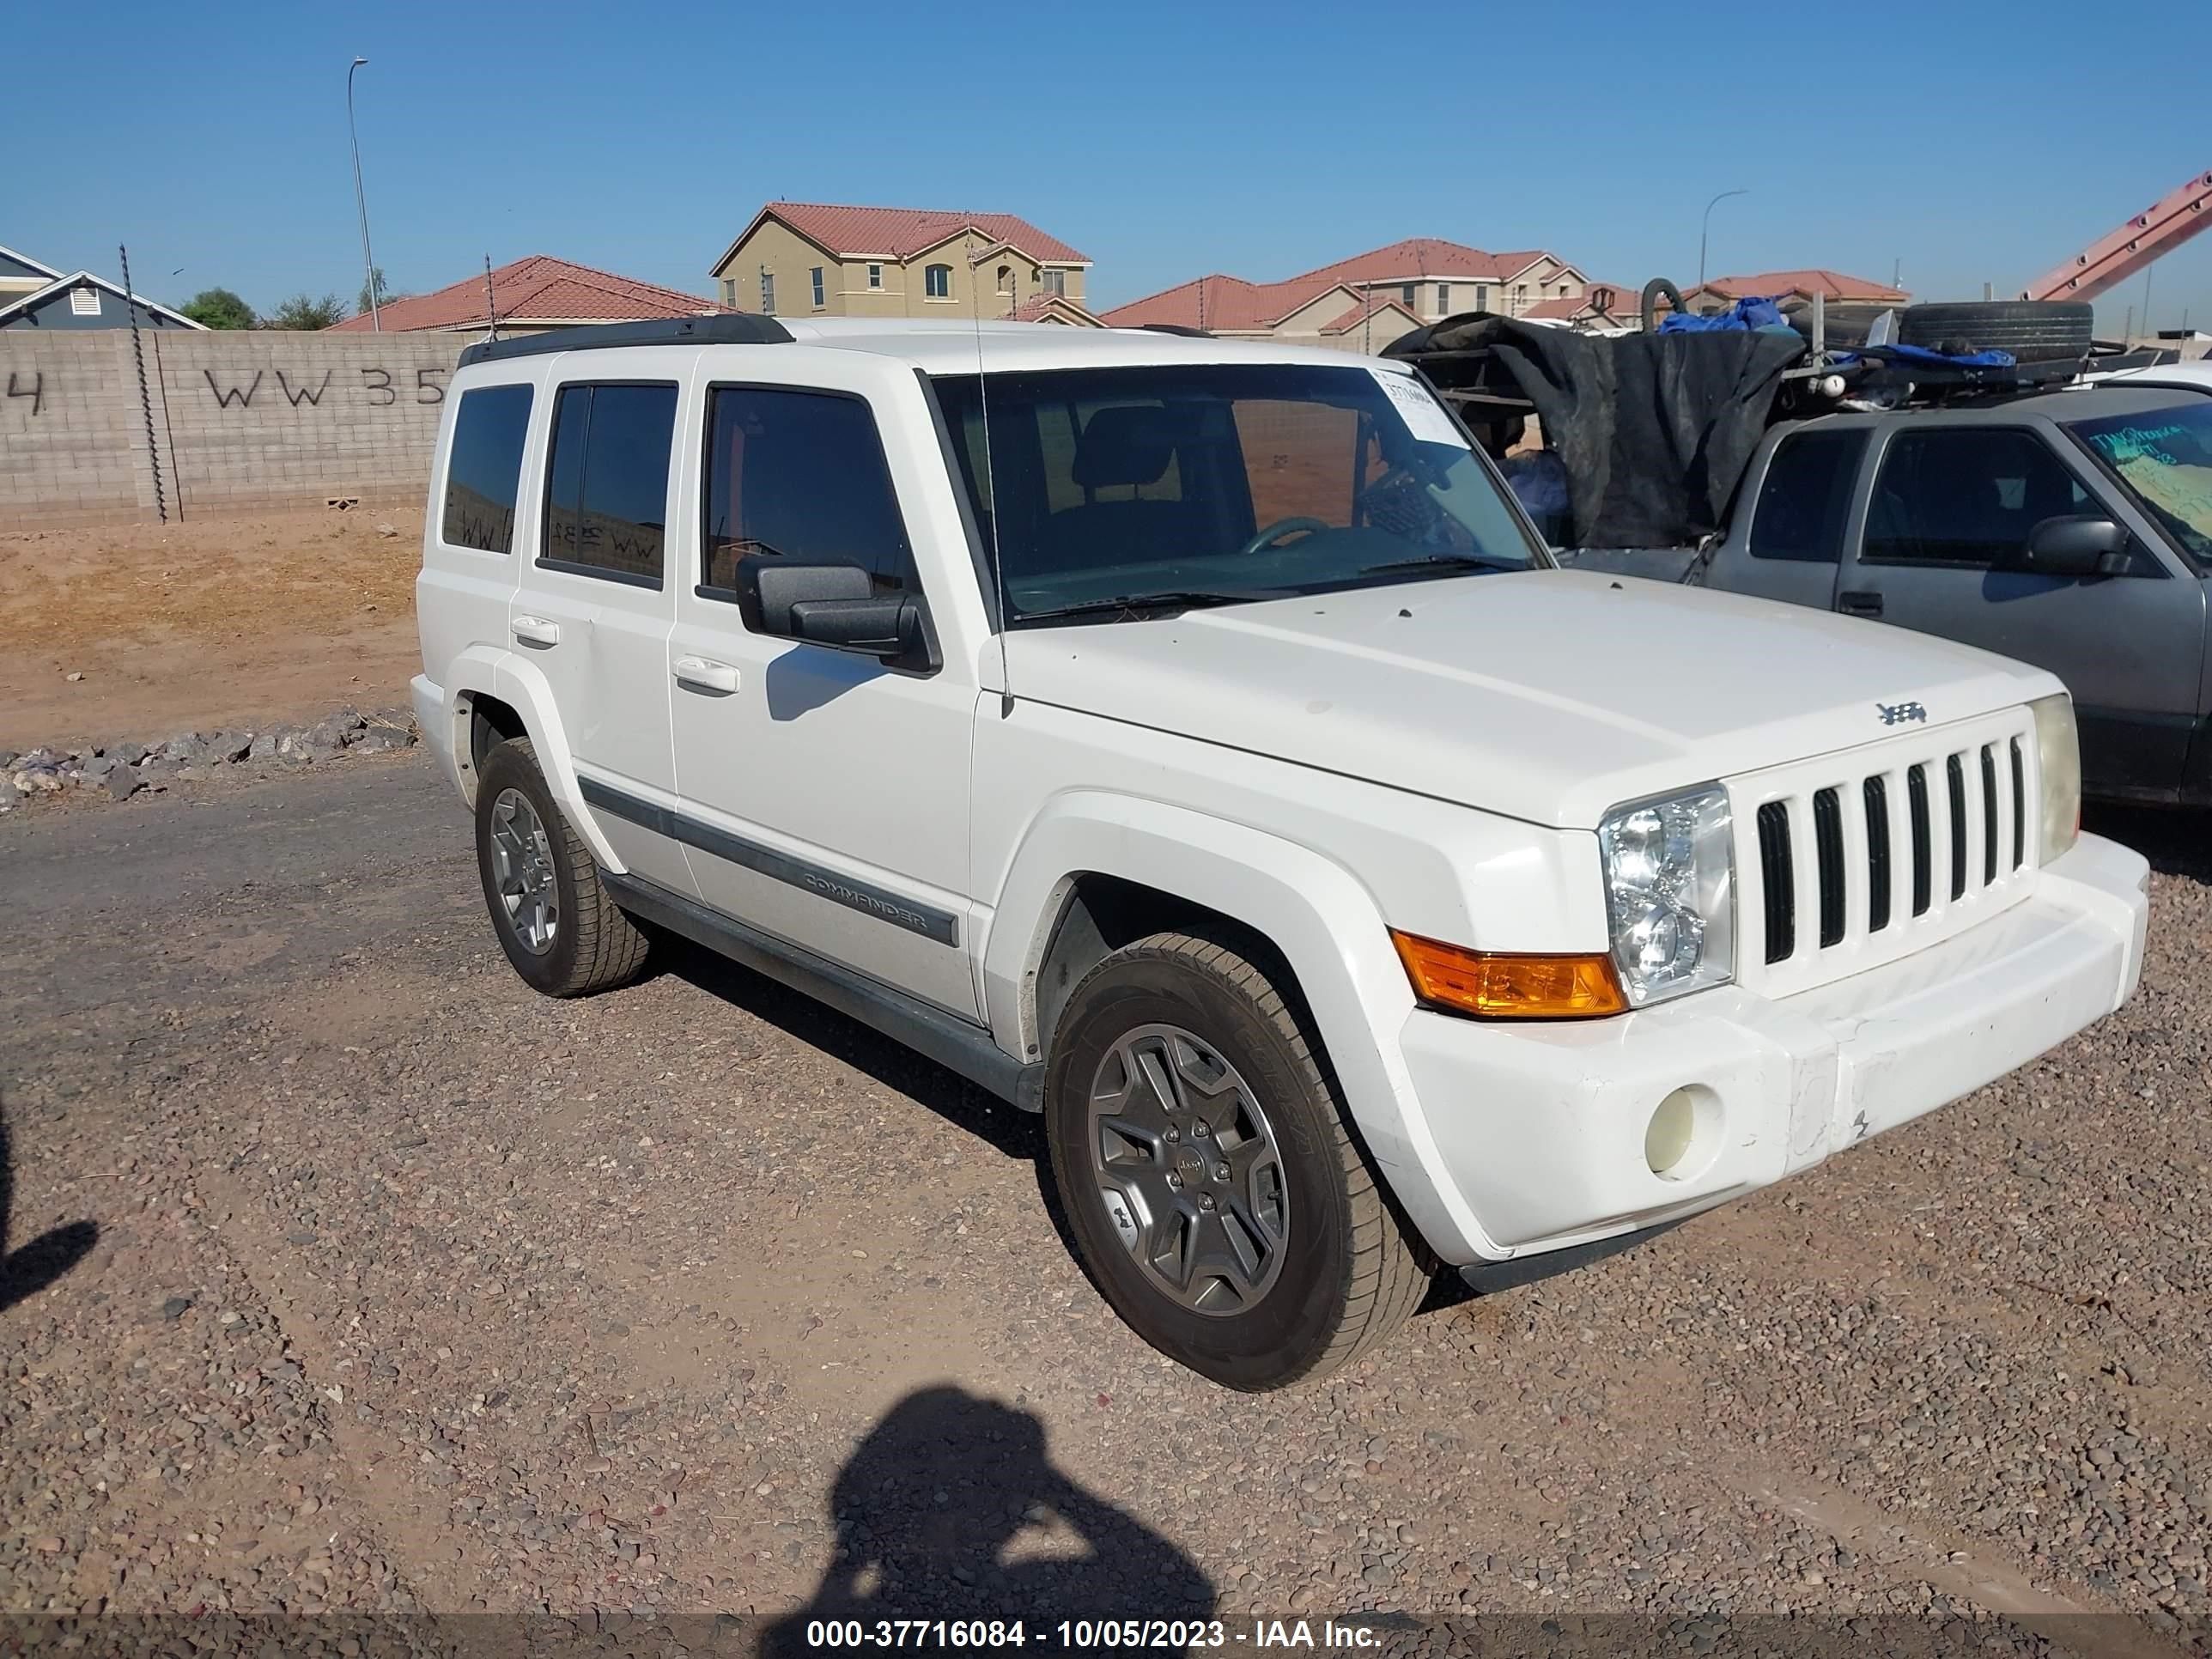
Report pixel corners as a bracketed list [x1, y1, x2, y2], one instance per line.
[1389, 931, 1627, 1019]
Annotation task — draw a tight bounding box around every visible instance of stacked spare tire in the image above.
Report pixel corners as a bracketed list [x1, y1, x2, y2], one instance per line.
[1784, 296, 2095, 362]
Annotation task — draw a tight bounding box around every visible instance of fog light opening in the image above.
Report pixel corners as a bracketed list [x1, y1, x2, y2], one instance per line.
[1644, 1085, 1719, 1182]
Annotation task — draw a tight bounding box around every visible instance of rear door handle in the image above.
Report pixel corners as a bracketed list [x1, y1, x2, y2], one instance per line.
[1838, 590, 1883, 618]
[673, 655, 740, 694]
[512, 615, 562, 647]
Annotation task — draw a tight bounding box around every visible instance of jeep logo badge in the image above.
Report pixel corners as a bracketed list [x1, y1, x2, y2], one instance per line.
[1876, 700, 1928, 726]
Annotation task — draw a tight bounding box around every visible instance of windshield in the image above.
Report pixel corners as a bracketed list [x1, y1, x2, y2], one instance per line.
[2066, 401, 2212, 565]
[930, 363, 1546, 625]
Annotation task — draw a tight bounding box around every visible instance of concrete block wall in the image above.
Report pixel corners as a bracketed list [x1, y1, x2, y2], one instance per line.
[0, 329, 469, 530]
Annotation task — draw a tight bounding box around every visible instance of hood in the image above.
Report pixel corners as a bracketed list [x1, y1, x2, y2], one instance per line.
[1000, 568, 2060, 829]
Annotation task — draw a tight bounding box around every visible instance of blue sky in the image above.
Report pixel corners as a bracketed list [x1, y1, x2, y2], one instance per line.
[10, 0, 2210, 334]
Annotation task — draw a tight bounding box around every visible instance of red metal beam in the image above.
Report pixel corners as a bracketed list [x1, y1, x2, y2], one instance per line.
[2022, 170, 2212, 303]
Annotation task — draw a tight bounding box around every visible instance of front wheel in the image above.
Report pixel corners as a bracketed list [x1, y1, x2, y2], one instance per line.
[1043, 930, 1431, 1390]
[474, 736, 652, 997]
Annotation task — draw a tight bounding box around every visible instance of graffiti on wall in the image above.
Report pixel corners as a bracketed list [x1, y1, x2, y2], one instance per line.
[6, 371, 44, 416]
[198, 366, 446, 410]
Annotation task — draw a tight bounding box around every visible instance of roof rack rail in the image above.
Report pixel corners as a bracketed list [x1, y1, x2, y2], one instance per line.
[1139, 322, 1214, 338]
[457, 313, 793, 368]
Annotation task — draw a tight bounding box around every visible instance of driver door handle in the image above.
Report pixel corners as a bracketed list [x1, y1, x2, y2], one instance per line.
[512, 615, 562, 647]
[674, 655, 740, 694]
[1838, 590, 1883, 618]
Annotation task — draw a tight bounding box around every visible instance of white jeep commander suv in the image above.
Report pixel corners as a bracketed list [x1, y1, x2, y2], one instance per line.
[413, 314, 2148, 1390]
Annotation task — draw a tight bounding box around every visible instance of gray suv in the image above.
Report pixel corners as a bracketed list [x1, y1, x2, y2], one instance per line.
[1566, 384, 2212, 805]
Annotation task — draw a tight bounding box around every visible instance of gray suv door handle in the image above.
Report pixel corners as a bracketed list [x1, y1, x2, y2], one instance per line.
[1838, 591, 1884, 618]
[674, 655, 740, 694]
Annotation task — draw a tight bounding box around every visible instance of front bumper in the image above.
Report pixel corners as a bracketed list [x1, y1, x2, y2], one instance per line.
[1399, 833, 2148, 1259]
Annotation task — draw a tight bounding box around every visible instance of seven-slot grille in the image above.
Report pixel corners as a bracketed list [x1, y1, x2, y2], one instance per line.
[1737, 714, 2039, 995]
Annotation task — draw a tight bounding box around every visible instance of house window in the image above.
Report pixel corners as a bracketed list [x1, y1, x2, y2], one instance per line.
[1042, 268, 1066, 297]
[810, 267, 825, 308]
[70, 286, 101, 317]
[867, 263, 884, 290]
[759, 270, 775, 314]
[997, 264, 1012, 294]
[925, 264, 952, 301]
[1474, 284, 1489, 311]
[1559, 284, 1571, 298]
[540, 381, 679, 586]
[1514, 283, 1528, 307]
[1436, 283, 1449, 313]
[719, 278, 736, 307]
[1401, 283, 1416, 307]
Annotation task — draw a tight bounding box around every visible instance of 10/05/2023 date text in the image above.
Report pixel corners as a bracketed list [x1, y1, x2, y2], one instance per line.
[804, 1618, 1385, 1648]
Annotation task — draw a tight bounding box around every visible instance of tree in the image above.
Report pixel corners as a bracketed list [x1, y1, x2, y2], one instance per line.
[179, 287, 256, 330]
[357, 266, 402, 315]
[264, 292, 348, 331]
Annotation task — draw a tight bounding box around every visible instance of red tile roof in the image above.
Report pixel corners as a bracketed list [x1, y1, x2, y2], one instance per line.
[1102, 239, 1577, 332]
[749, 203, 1089, 264]
[1693, 269, 1909, 303]
[1291, 239, 1563, 287]
[331, 256, 725, 332]
[1520, 283, 1636, 321]
[1006, 294, 1103, 325]
[1319, 295, 1420, 337]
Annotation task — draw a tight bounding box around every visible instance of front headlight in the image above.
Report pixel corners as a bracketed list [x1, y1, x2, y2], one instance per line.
[1597, 785, 1735, 1006]
[2031, 693, 2080, 865]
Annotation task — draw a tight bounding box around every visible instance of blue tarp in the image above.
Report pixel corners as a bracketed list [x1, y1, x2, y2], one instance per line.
[1835, 342, 2017, 368]
[1656, 295, 1793, 333]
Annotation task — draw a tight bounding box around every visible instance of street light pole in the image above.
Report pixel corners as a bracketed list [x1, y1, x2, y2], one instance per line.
[347, 56, 381, 332]
[1698, 188, 1749, 291]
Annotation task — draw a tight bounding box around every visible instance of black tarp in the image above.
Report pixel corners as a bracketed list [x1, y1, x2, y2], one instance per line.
[1387, 318, 1804, 550]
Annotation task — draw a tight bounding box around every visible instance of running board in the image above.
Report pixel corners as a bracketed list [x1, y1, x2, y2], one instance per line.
[601, 870, 1044, 1111]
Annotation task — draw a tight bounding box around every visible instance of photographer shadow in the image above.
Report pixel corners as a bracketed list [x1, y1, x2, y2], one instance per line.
[0, 1096, 99, 1317]
[759, 1385, 1212, 1654]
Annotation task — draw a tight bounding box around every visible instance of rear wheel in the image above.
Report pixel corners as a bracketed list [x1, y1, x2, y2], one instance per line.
[474, 736, 652, 997]
[1043, 929, 1431, 1390]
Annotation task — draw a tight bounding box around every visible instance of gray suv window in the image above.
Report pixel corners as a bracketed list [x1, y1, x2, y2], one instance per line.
[1865, 428, 2092, 568]
[1747, 428, 1865, 562]
[441, 384, 532, 553]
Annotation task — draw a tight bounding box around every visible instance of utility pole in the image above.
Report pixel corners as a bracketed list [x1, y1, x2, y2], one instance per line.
[347, 57, 381, 331]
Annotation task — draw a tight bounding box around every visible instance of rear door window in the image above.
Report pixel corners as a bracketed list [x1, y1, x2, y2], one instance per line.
[1747, 428, 1866, 562]
[441, 384, 533, 553]
[540, 381, 679, 586]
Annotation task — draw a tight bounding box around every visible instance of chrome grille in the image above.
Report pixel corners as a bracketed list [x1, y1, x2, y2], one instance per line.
[1734, 712, 2039, 997]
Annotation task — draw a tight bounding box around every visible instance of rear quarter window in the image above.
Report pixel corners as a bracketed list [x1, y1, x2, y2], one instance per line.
[1746, 428, 1867, 562]
[441, 384, 533, 553]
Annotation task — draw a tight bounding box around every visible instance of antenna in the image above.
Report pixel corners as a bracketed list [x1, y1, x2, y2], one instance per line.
[966, 230, 1011, 699]
[483, 255, 499, 342]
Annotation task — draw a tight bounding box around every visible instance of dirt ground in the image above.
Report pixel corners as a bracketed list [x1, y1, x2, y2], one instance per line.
[1, 757, 2207, 1656]
[0, 507, 425, 750]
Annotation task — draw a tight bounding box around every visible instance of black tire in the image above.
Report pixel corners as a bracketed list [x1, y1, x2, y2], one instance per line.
[1641, 277, 1686, 333]
[1897, 301, 2094, 363]
[1043, 929, 1431, 1390]
[474, 736, 651, 998]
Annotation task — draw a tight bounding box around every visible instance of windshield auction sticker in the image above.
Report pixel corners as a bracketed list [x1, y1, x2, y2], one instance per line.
[1371, 369, 1467, 447]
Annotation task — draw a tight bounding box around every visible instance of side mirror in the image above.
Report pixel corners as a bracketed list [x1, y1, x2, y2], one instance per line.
[2019, 515, 2130, 578]
[735, 555, 939, 671]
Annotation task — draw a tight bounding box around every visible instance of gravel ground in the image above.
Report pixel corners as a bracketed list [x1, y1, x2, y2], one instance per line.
[0, 758, 2203, 1658]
